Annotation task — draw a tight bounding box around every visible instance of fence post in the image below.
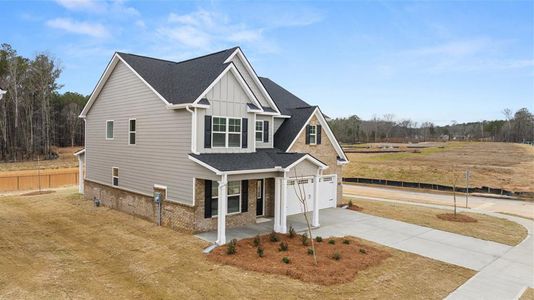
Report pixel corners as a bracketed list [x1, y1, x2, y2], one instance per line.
[17, 176, 20, 190]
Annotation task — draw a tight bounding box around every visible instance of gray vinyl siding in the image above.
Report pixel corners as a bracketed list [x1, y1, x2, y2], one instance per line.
[255, 115, 273, 149]
[196, 70, 255, 153]
[231, 55, 273, 109]
[85, 61, 217, 205]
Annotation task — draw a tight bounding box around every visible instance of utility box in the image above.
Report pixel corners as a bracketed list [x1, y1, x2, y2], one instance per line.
[153, 185, 167, 226]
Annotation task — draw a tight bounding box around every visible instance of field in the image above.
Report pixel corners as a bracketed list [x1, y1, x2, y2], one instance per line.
[0, 189, 474, 299]
[0, 147, 80, 172]
[343, 142, 534, 193]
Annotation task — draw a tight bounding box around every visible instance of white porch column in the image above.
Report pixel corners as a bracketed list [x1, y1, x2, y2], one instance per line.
[77, 153, 84, 194]
[216, 174, 228, 245]
[280, 173, 288, 233]
[274, 177, 281, 232]
[312, 173, 320, 227]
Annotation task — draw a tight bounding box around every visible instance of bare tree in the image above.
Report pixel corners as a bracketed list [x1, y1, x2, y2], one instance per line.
[382, 113, 395, 142]
[502, 108, 513, 142]
[292, 169, 317, 266]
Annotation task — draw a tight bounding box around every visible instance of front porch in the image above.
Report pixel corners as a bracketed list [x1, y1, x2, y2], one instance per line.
[195, 208, 341, 243]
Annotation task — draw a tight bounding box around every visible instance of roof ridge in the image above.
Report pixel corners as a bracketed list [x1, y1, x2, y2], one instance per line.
[117, 46, 239, 66]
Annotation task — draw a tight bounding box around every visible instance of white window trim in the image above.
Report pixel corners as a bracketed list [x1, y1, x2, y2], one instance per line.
[309, 125, 317, 145]
[211, 116, 242, 148]
[106, 120, 114, 140]
[255, 120, 263, 142]
[111, 167, 119, 186]
[128, 118, 136, 145]
[211, 180, 242, 217]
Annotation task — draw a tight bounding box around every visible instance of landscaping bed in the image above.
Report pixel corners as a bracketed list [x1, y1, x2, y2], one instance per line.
[208, 232, 391, 285]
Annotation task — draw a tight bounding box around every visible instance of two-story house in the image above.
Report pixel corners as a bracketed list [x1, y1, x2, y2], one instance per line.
[77, 47, 348, 245]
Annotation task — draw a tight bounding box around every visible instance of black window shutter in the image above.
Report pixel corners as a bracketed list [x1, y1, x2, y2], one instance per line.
[317, 125, 322, 144]
[242, 118, 248, 148]
[263, 121, 269, 143]
[204, 180, 212, 218]
[204, 116, 212, 148]
[305, 125, 311, 144]
[241, 180, 248, 212]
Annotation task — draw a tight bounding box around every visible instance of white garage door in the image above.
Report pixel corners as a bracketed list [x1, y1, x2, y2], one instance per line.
[286, 175, 336, 216]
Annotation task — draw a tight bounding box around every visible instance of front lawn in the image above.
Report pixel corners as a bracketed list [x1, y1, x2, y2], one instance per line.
[0, 188, 475, 299]
[345, 197, 527, 246]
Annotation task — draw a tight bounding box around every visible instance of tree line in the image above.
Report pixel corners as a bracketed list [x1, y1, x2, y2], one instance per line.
[0, 43, 87, 162]
[329, 108, 534, 144]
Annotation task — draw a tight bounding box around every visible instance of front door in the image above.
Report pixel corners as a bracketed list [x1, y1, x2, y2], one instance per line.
[256, 179, 264, 216]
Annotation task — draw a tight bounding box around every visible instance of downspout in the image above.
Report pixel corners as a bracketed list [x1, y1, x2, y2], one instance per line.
[185, 105, 198, 154]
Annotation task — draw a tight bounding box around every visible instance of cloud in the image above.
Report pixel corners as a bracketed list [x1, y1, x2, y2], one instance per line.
[407, 38, 493, 57]
[46, 18, 110, 38]
[54, 0, 139, 16]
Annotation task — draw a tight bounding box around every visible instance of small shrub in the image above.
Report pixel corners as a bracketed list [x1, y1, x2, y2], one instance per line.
[315, 236, 323, 242]
[307, 248, 315, 255]
[257, 246, 264, 257]
[328, 239, 336, 245]
[282, 256, 290, 264]
[348, 200, 353, 207]
[343, 239, 350, 245]
[359, 248, 367, 254]
[278, 241, 288, 252]
[269, 231, 279, 242]
[301, 233, 309, 246]
[253, 234, 261, 247]
[332, 251, 341, 260]
[288, 225, 297, 238]
[226, 239, 237, 255]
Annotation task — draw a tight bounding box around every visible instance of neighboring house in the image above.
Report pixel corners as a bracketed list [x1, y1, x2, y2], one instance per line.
[77, 47, 348, 245]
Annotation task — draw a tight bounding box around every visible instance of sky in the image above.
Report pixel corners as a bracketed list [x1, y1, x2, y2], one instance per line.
[2, 0, 533, 125]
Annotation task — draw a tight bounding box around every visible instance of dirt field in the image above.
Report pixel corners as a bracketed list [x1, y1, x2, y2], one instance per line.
[0, 188, 474, 299]
[343, 142, 534, 193]
[0, 147, 80, 172]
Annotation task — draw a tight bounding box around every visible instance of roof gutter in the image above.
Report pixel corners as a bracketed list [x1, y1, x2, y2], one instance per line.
[167, 103, 209, 110]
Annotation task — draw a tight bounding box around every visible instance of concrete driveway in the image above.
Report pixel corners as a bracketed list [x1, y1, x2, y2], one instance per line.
[197, 205, 533, 299]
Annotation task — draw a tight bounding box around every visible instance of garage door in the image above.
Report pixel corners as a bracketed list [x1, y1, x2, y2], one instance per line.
[286, 175, 336, 216]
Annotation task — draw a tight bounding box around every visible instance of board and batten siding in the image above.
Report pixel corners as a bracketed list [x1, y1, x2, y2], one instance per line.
[196, 70, 255, 153]
[230, 55, 272, 109]
[85, 61, 217, 205]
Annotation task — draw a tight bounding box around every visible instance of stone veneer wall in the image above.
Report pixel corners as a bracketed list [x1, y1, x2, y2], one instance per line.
[193, 179, 258, 232]
[84, 180, 196, 232]
[289, 114, 344, 203]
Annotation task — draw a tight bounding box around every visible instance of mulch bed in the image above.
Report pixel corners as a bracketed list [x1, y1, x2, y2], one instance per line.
[436, 213, 478, 223]
[21, 190, 56, 196]
[208, 233, 391, 285]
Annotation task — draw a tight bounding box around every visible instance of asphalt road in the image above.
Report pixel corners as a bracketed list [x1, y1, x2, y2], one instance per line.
[343, 184, 534, 219]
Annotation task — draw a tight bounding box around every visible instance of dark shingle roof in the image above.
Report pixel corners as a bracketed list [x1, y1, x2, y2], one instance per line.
[274, 106, 317, 151]
[190, 149, 308, 172]
[259, 77, 311, 115]
[117, 47, 238, 105]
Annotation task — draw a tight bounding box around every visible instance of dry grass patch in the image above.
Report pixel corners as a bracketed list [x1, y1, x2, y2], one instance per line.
[208, 234, 390, 285]
[345, 198, 527, 246]
[0, 146, 79, 172]
[436, 213, 478, 223]
[20, 190, 56, 196]
[520, 288, 534, 300]
[0, 189, 475, 299]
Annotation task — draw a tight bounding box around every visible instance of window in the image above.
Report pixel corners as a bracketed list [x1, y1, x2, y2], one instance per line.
[112, 167, 119, 186]
[106, 120, 114, 140]
[212, 117, 226, 147]
[309, 125, 317, 145]
[128, 119, 136, 145]
[211, 181, 241, 215]
[212, 117, 241, 148]
[255, 120, 263, 142]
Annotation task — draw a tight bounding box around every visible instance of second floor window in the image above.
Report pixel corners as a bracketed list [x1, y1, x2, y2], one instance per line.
[212, 117, 241, 148]
[255, 121, 263, 142]
[106, 120, 114, 140]
[309, 125, 317, 145]
[128, 119, 136, 145]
